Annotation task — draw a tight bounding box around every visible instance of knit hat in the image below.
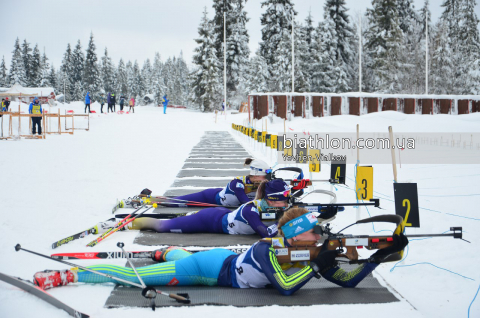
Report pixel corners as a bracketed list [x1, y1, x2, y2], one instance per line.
[265, 179, 290, 201]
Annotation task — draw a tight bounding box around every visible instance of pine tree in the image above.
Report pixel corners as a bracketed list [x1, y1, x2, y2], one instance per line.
[21, 39, 33, 86]
[191, 7, 222, 111]
[71, 40, 85, 99]
[364, 0, 404, 92]
[0, 56, 7, 87]
[431, 20, 454, 94]
[211, 0, 235, 64]
[39, 52, 51, 87]
[260, 0, 295, 87]
[60, 43, 74, 102]
[8, 38, 27, 86]
[247, 49, 269, 92]
[116, 59, 128, 96]
[101, 48, 115, 94]
[458, 0, 480, 93]
[130, 60, 144, 99]
[47, 64, 57, 89]
[225, 0, 250, 104]
[300, 11, 317, 90]
[141, 58, 153, 94]
[152, 52, 166, 105]
[83, 33, 102, 100]
[30, 44, 41, 87]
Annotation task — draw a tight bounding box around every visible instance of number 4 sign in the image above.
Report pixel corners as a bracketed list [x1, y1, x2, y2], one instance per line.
[394, 183, 420, 228]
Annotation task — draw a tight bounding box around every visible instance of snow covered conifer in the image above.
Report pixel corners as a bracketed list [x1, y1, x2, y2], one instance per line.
[83, 33, 102, 100]
[260, 0, 295, 87]
[71, 40, 85, 99]
[101, 48, 115, 95]
[116, 59, 128, 96]
[39, 52, 51, 87]
[0, 56, 7, 87]
[246, 49, 269, 93]
[30, 44, 41, 87]
[8, 38, 27, 86]
[60, 44, 74, 102]
[191, 7, 222, 112]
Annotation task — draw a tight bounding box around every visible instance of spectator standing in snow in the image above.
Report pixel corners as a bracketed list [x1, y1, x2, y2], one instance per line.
[119, 95, 125, 111]
[84, 92, 91, 113]
[29, 97, 43, 135]
[107, 92, 112, 113]
[99, 93, 105, 113]
[162, 94, 169, 114]
[129, 97, 135, 113]
[111, 93, 116, 112]
[4, 97, 10, 112]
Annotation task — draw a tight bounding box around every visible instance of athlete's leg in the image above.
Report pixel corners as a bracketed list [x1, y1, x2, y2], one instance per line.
[77, 249, 235, 286]
[165, 188, 222, 206]
[129, 207, 230, 233]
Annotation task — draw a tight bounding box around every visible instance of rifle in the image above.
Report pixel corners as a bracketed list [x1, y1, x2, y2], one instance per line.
[264, 214, 465, 264]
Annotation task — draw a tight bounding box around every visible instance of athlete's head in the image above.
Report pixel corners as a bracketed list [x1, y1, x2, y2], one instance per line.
[245, 158, 271, 183]
[255, 179, 290, 208]
[278, 207, 320, 242]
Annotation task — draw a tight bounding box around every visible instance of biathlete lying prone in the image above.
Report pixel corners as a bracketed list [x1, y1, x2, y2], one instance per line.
[129, 179, 290, 238]
[165, 158, 271, 207]
[33, 207, 408, 295]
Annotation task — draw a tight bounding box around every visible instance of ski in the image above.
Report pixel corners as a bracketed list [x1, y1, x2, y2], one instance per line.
[52, 246, 250, 260]
[0, 272, 90, 318]
[111, 199, 124, 213]
[51, 226, 97, 249]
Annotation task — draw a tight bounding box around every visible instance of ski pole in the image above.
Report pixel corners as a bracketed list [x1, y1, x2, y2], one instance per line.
[86, 206, 154, 247]
[117, 242, 156, 311]
[14, 244, 190, 304]
[137, 195, 226, 207]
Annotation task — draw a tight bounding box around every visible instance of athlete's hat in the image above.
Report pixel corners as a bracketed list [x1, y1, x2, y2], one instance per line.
[281, 212, 319, 239]
[265, 179, 290, 201]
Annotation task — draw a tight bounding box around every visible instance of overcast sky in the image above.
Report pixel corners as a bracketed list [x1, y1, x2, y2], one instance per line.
[1, 0, 479, 70]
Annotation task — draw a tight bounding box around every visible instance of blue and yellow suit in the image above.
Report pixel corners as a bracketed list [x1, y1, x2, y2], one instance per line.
[77, 239, 378, 295]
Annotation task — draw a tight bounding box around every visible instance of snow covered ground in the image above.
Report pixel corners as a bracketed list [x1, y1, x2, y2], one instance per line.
[0, 101, 479, 318]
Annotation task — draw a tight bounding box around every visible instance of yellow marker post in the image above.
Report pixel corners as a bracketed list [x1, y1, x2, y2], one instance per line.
[271, 135, 277, 149]
[356, 166, 373, 201]
[308, 148, 321, 173]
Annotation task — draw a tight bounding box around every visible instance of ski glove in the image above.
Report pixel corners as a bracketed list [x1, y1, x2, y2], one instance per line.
[310, 240, 340, 277]
[370, 233, 409, 264]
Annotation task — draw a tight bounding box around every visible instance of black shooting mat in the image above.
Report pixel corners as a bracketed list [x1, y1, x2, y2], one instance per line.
[104, 262, 399, 308]
[185, 158, 245, 163]
[171, 179, 231, 187]
[182, 163, 246, 169]
[134, 232, 258, 247]
[190, 151, 250, 156]
[177, 169, 249, 178]
[188, 154, 247, 159]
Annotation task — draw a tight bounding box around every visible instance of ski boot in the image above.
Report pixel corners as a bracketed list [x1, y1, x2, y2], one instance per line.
[33, 269, 78, 290]
[94, 218, 130, 234]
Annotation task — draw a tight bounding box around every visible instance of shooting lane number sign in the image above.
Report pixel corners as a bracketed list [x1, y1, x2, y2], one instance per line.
[296, 143, 307, 163]
[394, 183, 420, 227]
[355, 166, 373, 201]
[308, 148, 321, 172]
[266, 134, 271, 147]
[330, 160, 346, 184]
[271, 135, 277, 149]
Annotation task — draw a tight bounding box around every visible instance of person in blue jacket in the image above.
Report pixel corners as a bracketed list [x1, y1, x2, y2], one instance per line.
[85, 92, 91, 113]
[162, 94, 169, 114]
[33, 207, 408, 295]
[29, 98, 43, 135]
